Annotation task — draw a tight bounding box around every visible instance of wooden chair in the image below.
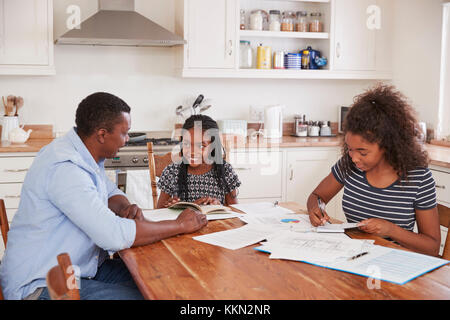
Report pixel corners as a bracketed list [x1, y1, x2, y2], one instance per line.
[438, 204, 450, 260]
[0, 199, 9, 248]
[147, 142, 174, 208]
[46, 253, 80, 300]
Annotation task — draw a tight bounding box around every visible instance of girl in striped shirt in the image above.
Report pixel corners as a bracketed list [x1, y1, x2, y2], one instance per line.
[307, 84, 441, 256]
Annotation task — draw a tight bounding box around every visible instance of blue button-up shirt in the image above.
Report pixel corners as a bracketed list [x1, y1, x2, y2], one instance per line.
[0, 128, 136, 300]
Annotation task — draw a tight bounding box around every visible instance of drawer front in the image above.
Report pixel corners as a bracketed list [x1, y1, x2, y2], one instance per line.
[0, 157, 34, 183]
[431, 169, 450, 204]
[0, 183, 22, 208]
[228, 151, 283, 199]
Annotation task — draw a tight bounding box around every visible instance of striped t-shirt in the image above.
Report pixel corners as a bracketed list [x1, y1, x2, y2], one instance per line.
[332, 158, 437, 231]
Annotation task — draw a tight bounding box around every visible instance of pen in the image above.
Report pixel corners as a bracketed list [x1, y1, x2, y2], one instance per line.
[347, 252, 369, 261]
[317, 196, 330, 225]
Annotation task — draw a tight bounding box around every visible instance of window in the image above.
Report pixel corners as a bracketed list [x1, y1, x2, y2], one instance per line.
[437, 2, 450, 141]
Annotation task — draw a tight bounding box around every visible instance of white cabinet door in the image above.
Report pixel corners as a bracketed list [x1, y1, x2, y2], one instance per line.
[286, 149, 340, 219]
[227, 150, 283, 200]
[0, 0, 51, 65]
[185, 0, 236, 69]
[333, 0, 376, 71]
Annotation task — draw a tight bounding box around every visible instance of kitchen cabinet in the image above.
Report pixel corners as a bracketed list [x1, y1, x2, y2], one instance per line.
[0, 154, 35, 259]
[183, 0, 237, 69]
[0, 0, 54, 75]
[430, 164, 450, 256]
[285, 147, 344, 221]
[332, 0, 392, 72]
[181, 0, 392, 79]
[227, 150, 284, 203]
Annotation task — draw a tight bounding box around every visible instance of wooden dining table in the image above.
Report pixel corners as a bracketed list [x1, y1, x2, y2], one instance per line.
[119, 202, 450, 300]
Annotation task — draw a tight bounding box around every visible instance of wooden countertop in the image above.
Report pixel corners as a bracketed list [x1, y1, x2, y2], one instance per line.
[425, 144, 450, 169]
[0, 138, 53, 153]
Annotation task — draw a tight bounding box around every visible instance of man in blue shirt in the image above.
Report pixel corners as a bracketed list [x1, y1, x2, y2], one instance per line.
[0, 92, 207, 300]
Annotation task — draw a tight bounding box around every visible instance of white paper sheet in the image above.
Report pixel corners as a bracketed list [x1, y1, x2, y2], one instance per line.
[316, 223, 359, 233]
[193, 225, 276, 250]
[231, 202, 295, 215]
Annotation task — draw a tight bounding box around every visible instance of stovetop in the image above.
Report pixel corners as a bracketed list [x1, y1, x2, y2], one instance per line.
[125, 137, 180, 147]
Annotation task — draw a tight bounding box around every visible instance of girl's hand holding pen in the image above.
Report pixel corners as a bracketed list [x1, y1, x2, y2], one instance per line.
[308, 196, 331, 227]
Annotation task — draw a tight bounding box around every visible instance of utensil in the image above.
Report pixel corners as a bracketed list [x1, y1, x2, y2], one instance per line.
[198, 104, 211, 113]
[15, 96, 23, 116]
[6, 95, 16, 116]
[192, 94, 204, 114]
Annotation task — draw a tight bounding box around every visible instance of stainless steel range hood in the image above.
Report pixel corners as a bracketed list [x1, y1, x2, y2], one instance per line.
[55, 0, 185, 47]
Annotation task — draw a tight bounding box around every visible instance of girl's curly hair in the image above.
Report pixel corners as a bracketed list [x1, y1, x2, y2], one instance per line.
[339, 83, 429, 181]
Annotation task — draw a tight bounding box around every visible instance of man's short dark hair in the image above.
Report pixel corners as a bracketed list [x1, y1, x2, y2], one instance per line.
[75, 92, 131, 137]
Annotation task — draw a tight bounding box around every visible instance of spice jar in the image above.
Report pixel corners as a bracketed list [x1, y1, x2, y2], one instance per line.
[239, 40, 253, 69]
[309, 12, 323, 32]
[240, 9, 246, 30]
[269, 10, 281, 32]
[281, 11, 295, 32]
[295, 11, 309, 32]
[250, 10, 264, 30]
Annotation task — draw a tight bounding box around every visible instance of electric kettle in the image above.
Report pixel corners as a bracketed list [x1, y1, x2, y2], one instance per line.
[264, 105, 284, 139]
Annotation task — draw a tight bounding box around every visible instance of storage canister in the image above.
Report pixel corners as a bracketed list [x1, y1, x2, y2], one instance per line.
[310, 12, 323, 32]
[269, 10, 281, 31]
[281, 11, 295, 32]
[250, 10, 265, 30]
[295, 11, 309, 32]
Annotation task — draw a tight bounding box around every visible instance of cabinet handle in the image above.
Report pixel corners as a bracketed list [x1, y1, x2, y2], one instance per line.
[436, 184, 446, 189]
[290, 168, 294, 181]
[336, 42, 341, 58]
[228, 40, 233, 56]
[4, 195, 20, 199]
[234, 167, 251, 171]
[4, 169, 28, 173]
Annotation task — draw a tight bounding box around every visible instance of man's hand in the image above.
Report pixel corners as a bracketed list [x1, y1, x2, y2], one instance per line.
[176, 208, 207, 234]
[119, 204, 144, 221]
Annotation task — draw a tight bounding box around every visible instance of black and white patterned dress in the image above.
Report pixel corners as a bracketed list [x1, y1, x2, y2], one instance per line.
[157, 161, 241, 204]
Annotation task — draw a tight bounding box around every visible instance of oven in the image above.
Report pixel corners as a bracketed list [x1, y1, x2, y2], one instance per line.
[104, 132, 180, 193]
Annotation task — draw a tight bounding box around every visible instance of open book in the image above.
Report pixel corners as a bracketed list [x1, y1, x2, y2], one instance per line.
[169, 202, 234, 215]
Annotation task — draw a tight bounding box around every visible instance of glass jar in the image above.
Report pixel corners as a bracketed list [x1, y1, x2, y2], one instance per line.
[268, 10, 281, 32]
[310, 12, 323, 32]
[250, 10, 265, 31]
[281, 11, 295, 32]
[239, 40, 253, 69]
[240, 9, 246, 30]
[295, 11, 309, 32]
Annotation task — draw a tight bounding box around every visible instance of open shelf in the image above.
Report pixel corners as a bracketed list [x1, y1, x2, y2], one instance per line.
[240, 30, 329, 39]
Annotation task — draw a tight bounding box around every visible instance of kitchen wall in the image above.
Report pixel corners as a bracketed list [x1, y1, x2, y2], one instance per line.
[0, 0, 444, 134]
[391, 0, 445, 132]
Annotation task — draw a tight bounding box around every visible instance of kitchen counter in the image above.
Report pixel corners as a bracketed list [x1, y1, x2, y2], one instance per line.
[1, 133, 449, 169]
[425, 144, 450, 169]
[0, 138, 53, 153]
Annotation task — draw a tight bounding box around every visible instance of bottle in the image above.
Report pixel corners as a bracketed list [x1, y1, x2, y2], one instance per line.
[269, 10, 281, 31]
[239, 40, 252, 69]
[295, 11, 309, 32]
[256, 44, 272, 69]
[240, 9, 246, 30]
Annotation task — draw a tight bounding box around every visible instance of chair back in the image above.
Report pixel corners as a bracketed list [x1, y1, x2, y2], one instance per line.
[147, 142, 174, 208]
[46, 253, 80, 300]
[0, 284, 4, 300]
[0, 199, 9, 248]
[437, 204, 450, 260]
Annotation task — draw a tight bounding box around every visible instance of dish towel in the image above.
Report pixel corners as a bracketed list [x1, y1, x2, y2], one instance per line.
[125, 170, 160, 210]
